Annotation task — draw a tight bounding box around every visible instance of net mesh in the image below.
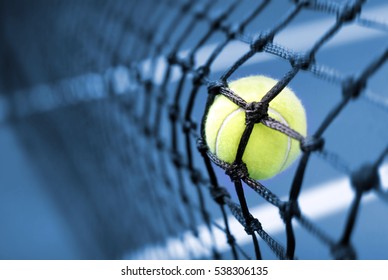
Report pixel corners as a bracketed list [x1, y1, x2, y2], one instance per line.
[1, 0, 387, 259]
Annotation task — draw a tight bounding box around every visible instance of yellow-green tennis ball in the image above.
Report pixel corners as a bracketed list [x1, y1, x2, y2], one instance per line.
[205, 75, 307, 180]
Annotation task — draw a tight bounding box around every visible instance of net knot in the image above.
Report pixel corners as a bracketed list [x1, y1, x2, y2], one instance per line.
[193, 65, 209, 85]
[338, 0, 363, 22]
[245, 101, 268, 125]
[351, 163, 379, 193]
[190, 168, 202, 185]
[183, 119, 197, 133]
[172, 151, 184, 168]
[210, 13, 224, 30]
[342, 76, 366, 99]
[169, 104, 179, 122]
[290, 52, 313, 70]
[157, 94, 166, 105]
[156, 138, 165, 151]
[144, 30, 153, 44]
[250, 31, 273, 52]
[196, 137, 208, 153]
[194, 5, 206, 20]
[213, 251, 222, 260]
[331, 243, 357, 260]
[178, 56, 194, 72]
[226, 161, 249, 182]
[180, 1, 193, 13]
[207, 80, 225, 96]
[191, 227, 199, 238]
[210, 187, 231, 205]
[167, 52, 177, 65]
[224, 23, 242, 40]
[245, 218, 262, 235]
[280, 201, 301, 222]
[300, 136, 324, 152]
[181, 192, 189, 204]
[143, 79, 153, 92]
[226, 233, 236, 246]
[143, 125, 152, 137]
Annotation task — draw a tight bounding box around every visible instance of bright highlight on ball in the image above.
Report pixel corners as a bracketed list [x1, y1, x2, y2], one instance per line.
[205, 75, 307, 180]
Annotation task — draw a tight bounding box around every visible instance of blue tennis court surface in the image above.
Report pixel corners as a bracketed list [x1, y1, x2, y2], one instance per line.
[0, 0, 387, 259]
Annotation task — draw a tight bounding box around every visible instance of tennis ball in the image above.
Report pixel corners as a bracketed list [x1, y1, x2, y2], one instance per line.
[205, 75, 307, 180]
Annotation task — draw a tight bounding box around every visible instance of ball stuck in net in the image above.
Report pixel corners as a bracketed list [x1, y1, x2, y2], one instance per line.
[205, 75, 307, 180]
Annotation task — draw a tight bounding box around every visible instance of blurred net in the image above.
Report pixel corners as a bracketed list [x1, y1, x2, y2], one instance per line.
[0, 0, 387, 259]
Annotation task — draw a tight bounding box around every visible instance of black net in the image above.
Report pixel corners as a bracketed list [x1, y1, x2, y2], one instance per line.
[1, 0, 387, 259]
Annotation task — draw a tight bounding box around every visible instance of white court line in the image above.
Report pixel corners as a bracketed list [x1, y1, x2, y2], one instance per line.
[127, 164, 388, 259]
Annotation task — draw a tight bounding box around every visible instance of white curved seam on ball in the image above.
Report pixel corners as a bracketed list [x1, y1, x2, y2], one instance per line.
[215, 107, 244, 157]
